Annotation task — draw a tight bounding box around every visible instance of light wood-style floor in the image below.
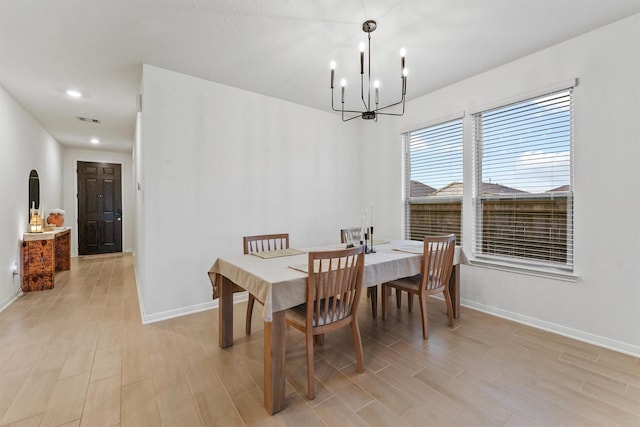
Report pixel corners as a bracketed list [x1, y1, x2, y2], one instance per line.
[0, 254, 638, 426]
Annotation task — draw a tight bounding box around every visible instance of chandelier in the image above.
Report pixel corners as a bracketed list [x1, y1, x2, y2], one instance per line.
[330, 20, 407, 122]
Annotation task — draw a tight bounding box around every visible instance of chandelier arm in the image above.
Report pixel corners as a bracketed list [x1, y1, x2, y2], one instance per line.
[373, 95, 405, 112]
[376, 100, 406, 116]
[332, 90, 366, 113]
[334, 91, 406, 116]
[359, 75, 367, 110]
[360, 75, 368, 110]
[342, 111, 362, 122]
[338, 106, 376, 114]
[377, 111, 405, 117]
[331, 90, 341, 112]
[335, 88, 368, 118]
[376, 102, 406, 116]
[342, 108, 371, 114]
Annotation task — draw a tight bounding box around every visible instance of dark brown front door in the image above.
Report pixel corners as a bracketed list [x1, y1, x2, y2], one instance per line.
[77, 161, 122, 255]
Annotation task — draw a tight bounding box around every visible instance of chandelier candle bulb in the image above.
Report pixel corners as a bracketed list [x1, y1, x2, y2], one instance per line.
[374, 80, 380, 104]
[400, 47, 406, 75]
[360, 42, 365, 74]
[402, 69, 408, 95]
[341, 79, 346, 102]
[330, 61, 335, 89]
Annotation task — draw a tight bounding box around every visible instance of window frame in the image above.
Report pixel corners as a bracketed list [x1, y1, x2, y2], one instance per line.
[403, 116, 464, 244]
[472, 87, 575, 271]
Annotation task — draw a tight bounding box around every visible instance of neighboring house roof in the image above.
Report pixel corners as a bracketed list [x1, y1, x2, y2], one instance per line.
[410, 180, 436, 197]
[425, 181, 528, 196]
[480, 182, 528, 195]
[548, 184, 571, 192]
[432, 182, 463, 196]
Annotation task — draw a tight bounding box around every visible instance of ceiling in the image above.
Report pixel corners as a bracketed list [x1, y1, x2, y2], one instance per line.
[1, 0, 639, 153]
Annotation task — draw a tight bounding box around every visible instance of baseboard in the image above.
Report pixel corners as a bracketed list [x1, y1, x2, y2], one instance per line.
[131, 266, 249, 324]
[0, 292, 19, 313]
[141, 300, 217, 324]
[461, 298, 640, 358]
[132, 264, 146, 323]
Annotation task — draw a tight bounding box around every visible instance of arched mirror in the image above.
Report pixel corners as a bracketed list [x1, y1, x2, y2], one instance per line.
[28, 169, 39, 216]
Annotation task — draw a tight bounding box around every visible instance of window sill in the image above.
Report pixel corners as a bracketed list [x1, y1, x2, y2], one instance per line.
[467, 257, 578, 282]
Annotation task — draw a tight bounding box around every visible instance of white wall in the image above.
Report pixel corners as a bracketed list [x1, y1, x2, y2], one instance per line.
[61, 148, 134, 256]
[136, 65, 361, 321]
[363, 14, 640, 355]
[0, 85, 63, 311]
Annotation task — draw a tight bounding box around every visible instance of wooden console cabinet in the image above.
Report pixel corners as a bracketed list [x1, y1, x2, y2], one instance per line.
[21, 228, 71, 292]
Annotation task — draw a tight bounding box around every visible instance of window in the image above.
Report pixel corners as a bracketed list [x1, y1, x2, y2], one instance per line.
[404, 117, 463, 244]
[473, 89, 573, 269]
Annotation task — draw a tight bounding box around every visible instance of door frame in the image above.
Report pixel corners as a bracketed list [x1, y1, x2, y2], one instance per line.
[73, 158, 126, 256]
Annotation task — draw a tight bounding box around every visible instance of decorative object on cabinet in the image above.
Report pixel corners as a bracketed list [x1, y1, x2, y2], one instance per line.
[46, 209, 65, 227]
[29, 208, 44, 233]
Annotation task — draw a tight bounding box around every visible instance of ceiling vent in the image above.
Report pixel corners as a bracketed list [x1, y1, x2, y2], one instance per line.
[76, 116, 101, 124]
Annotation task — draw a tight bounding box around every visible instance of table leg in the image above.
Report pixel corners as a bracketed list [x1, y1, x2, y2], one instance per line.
[263, 311, 286, 414]
[218, 274, 234, 348]
[368, 286, 378, 318]
[449, 264, 460, 319]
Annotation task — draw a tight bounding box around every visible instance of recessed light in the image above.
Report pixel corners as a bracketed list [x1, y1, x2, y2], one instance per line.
[90, 138, 99, 144]
[66, 89, 82, 98]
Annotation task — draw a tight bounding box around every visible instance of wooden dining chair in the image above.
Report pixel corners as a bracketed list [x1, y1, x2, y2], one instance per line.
[340, 227, 378, 317]
[285, 246, 365, 400]
[340, 227, 362, 246]
[243, 233, 289, 335]
[382, 234, 456, 339]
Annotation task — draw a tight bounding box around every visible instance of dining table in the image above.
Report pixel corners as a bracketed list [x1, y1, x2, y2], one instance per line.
[208, 239, 467, 414]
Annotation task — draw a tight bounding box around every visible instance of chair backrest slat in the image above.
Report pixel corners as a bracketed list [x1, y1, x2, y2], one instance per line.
[421, 234, 455, 291]
[307, 246, 365, 326]
[243, 233, 289, 254]
[340, 227, 362, 244]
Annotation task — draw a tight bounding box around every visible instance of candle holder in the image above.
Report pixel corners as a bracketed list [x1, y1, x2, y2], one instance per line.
[29, 211, 43, 233]
[369, 226, 375, 253]
[363, 228, 375, 254]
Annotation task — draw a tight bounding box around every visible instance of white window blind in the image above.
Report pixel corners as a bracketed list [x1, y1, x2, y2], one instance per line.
[473, 89, 574, 269]
[404, 118, 463, 244]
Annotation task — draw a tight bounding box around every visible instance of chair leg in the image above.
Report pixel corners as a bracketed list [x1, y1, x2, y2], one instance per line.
[246, 294, 255, 335]
[443, 289, 454, 327]
[419, 294, 429, 339]
[407, 293, 414, 312]
[368, 286, 377, 318]
[314, 334, 325, 345]
[350, 320, 364, 373]
[306, 331, 315, 400]
[396, 288, 402, 309]
[382, 284, 389, 320]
